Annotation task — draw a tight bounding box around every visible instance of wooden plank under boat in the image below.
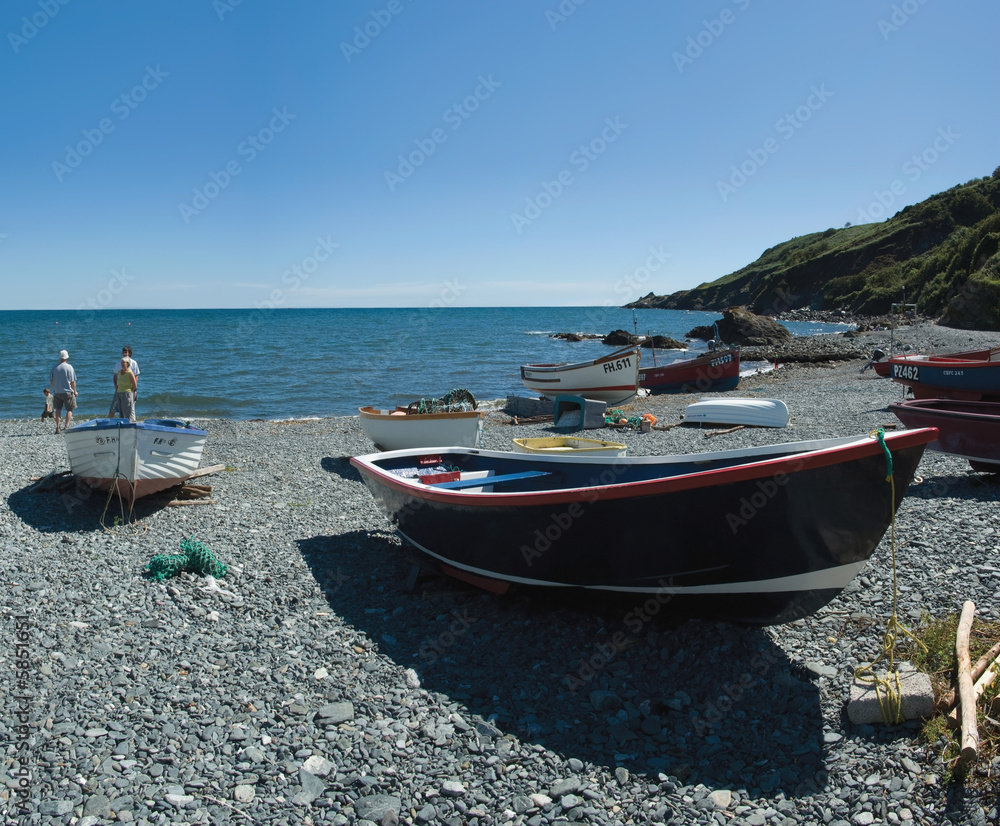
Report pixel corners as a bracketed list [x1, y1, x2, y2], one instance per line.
[639, 346, 740, 394]
[511, 436, 628, 457]
[889, 398, 1000, 472]
[520, 346, 640, 405]
[683, 398, 789, 428]
[350, 428, 937, 624]
[358, 405, 484, 451]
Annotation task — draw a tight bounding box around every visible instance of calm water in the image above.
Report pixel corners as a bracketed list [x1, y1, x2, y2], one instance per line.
[1, 308, 851, 421]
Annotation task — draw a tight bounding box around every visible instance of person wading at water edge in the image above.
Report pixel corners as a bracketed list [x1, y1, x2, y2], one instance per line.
[109, 345, 139, 417]
[49, 350, 78, 434]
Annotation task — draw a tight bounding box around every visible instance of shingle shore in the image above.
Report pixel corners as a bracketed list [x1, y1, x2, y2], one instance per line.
[2, 323, 999, 826]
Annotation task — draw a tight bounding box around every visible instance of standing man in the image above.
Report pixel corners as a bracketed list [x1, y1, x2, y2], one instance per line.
[50, 350, 78, 434]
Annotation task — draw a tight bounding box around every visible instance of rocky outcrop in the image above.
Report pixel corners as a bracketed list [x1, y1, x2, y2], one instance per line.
[939, 278, 1000, 330]
[601, 330, 686, 349]
[686, 307, 792, 346]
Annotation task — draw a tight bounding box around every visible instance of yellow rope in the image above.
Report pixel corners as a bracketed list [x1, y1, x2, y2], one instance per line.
[853, 428, 926, 723]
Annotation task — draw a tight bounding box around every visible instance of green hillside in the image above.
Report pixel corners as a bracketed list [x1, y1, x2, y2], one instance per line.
[630, 167, 1000, 330]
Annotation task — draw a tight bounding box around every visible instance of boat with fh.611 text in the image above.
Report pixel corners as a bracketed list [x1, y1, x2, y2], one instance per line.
[520, 346, 640, 405]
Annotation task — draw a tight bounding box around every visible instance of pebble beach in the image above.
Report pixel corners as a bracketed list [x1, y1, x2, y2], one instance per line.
[3, 322, 1000, 826]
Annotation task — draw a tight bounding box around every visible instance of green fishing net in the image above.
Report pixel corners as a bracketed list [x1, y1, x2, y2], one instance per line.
[408, 388, 477, 414]
[145, 536, 227, 581]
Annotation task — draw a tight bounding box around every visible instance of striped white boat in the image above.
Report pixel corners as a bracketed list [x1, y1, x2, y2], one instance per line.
[64, 418, 208, 500]
[520, 346, 640, 405]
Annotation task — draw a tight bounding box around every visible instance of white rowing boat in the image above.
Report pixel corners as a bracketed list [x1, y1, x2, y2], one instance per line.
[683, 398, 789, 428]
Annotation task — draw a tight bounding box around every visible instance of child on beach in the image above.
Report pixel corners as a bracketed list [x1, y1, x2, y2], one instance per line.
[41, 388, 54, 420]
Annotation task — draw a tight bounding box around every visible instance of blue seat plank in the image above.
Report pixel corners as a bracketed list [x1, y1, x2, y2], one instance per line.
[431, 470, 553, 490]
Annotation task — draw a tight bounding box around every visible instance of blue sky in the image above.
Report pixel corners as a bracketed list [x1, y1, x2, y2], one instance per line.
[2, 1, 997, 310]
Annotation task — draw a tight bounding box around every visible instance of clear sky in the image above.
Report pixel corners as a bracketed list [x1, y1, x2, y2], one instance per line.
[2, 1, 997, 310]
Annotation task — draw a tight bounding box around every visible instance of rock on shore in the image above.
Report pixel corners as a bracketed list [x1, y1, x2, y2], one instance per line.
[2, 320, 999, 825]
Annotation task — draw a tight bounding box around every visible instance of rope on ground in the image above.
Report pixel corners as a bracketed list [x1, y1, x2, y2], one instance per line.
[99, 420, 146, 535]
[852, 427, 926, 723]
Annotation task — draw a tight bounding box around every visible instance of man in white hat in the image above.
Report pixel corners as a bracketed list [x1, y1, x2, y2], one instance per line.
[49, 350, 78, 433]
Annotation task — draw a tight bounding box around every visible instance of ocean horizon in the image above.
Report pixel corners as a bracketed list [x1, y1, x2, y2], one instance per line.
[4, 307, 852, 422]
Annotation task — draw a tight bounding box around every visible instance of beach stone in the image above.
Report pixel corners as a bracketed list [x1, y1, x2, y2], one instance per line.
[355, 795, 401, 821]
[317, 701, 354, 724]
[39, 800, 74, 816]
[83, 794, 112, 817]
[710, 789, 733, 809]
[302, 755, 335, 777]
[847, 671, 934, 724]
[234, 785, 255, 803]
[291, 769, 326, 805]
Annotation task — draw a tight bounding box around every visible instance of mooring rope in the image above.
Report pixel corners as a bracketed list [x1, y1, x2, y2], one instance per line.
[852, 427, 926, 723]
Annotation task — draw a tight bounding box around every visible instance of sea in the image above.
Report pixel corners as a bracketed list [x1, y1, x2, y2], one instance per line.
[3, 307, 853, 421]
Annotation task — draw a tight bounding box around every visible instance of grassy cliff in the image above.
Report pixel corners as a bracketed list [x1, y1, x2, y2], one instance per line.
[633, 167, 1000, 329]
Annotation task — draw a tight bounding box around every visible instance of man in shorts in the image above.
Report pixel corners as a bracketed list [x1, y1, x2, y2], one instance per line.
[49, 350, 78, 433]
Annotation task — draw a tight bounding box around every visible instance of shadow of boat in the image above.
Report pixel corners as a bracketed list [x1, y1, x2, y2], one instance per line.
[296, 530, 831, 796]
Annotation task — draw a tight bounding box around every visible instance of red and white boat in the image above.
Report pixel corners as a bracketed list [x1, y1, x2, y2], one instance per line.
[351, 428, 936, 624]
[889, 398, 1000, 472]
[520, 346, 640, 405]
[639, 346, 740, 394]
[888, 346, 1000, 401]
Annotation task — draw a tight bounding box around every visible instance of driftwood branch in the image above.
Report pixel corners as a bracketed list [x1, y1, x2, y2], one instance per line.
[167, 499, 217, 507]
[956, 600, 979, 766]
[941, 638, 1000, 711]
[704, 425, 746, 438]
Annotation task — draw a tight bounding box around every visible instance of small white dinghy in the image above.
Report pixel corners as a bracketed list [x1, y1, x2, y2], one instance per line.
[683, 398, 789, 428]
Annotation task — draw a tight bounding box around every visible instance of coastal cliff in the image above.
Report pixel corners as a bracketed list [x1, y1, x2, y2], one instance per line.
[626, 167, 1000, 331]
